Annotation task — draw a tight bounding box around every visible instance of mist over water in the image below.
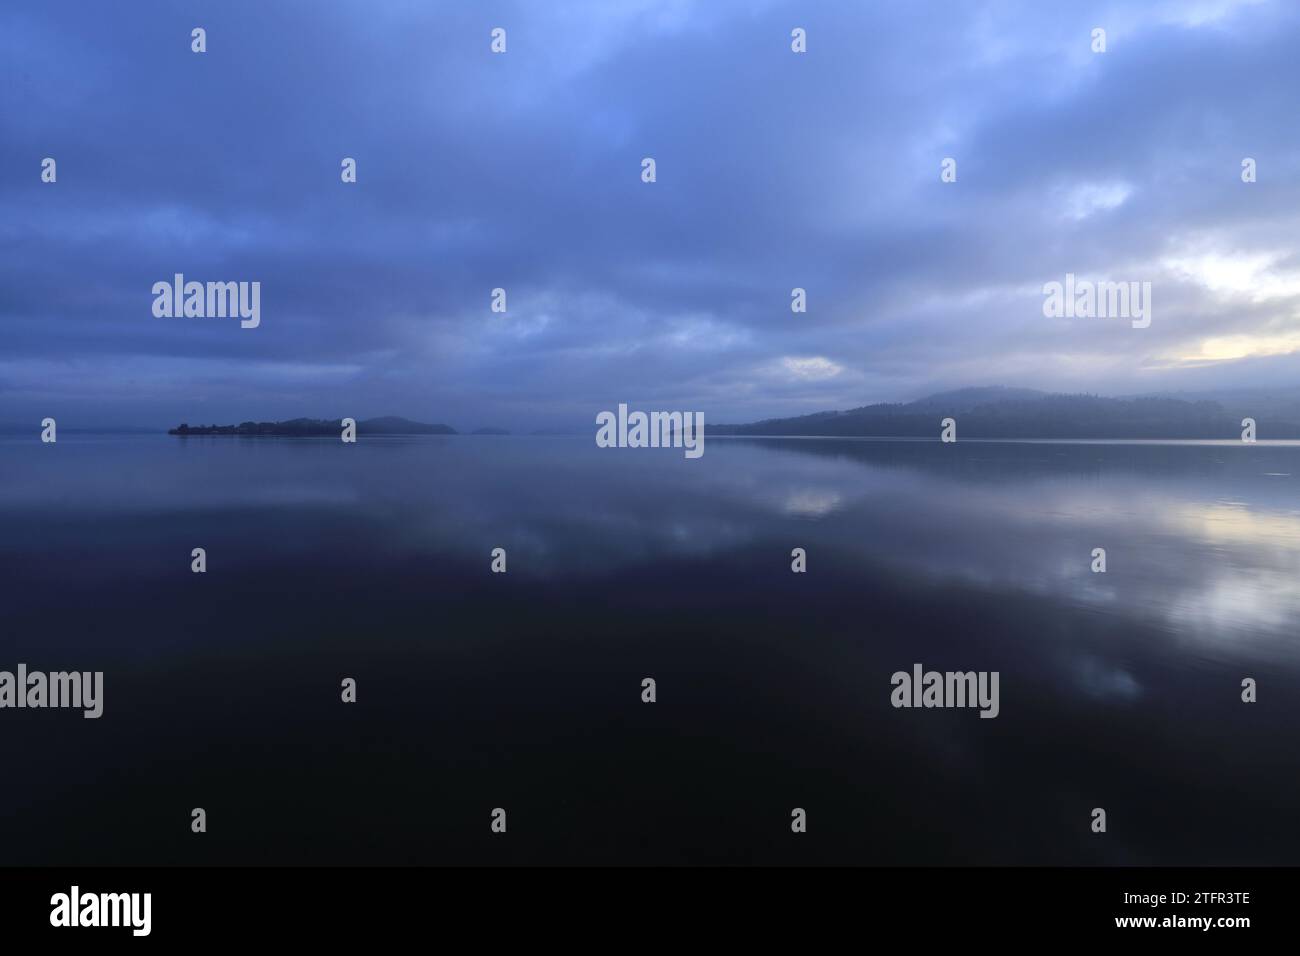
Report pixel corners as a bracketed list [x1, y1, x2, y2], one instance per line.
[2, 434, 1298, 864]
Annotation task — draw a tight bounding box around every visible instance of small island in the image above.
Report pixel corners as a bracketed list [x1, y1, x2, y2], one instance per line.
[169, 416, 457, 436]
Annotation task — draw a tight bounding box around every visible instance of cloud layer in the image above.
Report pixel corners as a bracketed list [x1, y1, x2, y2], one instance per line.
[2, 0, 1299, 428]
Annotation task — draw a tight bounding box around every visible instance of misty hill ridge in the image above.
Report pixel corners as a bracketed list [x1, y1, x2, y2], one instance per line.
[711, 389, 1300, 440]
[169, 417, 456, 436]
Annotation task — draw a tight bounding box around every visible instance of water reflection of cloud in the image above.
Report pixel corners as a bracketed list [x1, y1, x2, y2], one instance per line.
[1166, 501, 1300, 548]
[8, 436, 1300, 667]
[780, 489, 844, 519]
[1166, 569, 1299, 637]
[1071, 656, 1142, 702]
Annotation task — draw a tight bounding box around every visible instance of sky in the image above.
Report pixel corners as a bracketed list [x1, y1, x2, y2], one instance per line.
[2, 0, 1299, 431]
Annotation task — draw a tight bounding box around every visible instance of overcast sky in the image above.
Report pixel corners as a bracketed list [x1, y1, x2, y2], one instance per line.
[3, 0, 1299, 430]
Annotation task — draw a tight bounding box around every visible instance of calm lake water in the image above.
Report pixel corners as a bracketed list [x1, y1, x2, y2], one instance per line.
[2, 433, 1299, 864]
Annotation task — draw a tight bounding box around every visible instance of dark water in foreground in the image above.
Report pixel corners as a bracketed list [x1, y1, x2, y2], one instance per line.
[2, 434, 1299, 865]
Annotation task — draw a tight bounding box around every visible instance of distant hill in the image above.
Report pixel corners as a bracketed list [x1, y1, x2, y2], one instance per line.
[899, 386, 1049, 411]
[169, 417, 456, 436]
[709, 389, 1300, 440]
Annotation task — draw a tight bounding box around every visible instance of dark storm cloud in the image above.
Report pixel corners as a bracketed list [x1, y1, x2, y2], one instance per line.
[2, 0, 1298, 428]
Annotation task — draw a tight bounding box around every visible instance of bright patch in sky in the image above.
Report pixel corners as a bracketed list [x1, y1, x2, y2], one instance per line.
[1163, 250, 1300, 300]
[1059, 181, 1132, 221]
[780, 357, 844, 381]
